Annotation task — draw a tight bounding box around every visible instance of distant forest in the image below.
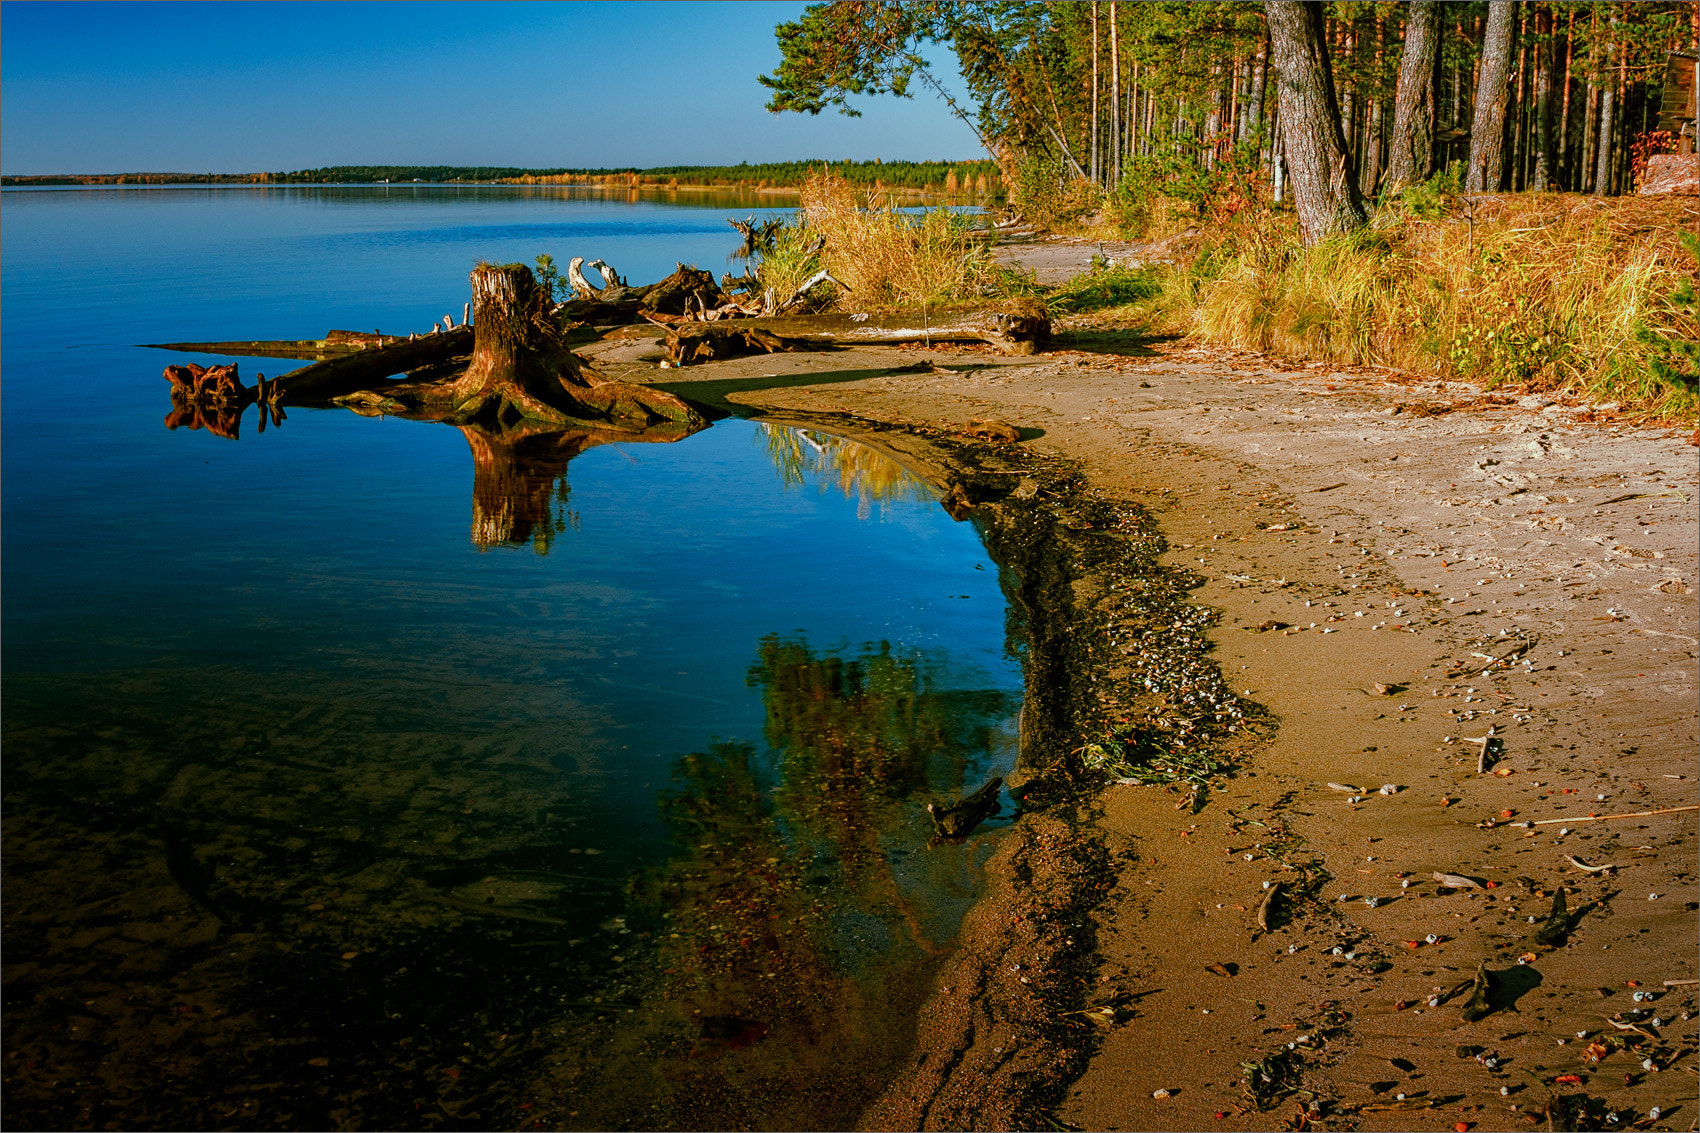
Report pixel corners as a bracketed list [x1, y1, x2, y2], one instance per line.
[0, 160, 1003, 192]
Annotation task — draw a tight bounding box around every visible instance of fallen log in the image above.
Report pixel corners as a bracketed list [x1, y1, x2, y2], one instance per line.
[271, 326, 475, 400]
[664, 323, 811, 365]
[143, 329, 420, 361]
[557, 263, 728, 324]
[662, 304, 1048, 364]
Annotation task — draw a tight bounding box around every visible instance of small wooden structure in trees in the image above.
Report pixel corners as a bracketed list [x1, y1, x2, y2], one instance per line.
[1656, 51, 1698, 153]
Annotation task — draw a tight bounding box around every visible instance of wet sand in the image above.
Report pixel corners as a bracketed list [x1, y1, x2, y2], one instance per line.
[593, 277, 1699, 1131]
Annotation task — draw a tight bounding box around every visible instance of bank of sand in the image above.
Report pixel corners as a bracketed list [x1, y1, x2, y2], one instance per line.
[585, 254, 1698, 1131]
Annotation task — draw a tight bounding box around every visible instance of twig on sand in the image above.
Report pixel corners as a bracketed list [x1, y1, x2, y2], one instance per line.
[1531, 805, 1698, 826]
[1255, 882, 1282, 932]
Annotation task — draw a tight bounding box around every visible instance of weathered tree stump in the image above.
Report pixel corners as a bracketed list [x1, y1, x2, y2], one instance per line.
[373, 263, 707, 429]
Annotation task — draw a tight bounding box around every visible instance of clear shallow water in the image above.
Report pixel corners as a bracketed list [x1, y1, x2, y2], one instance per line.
[1, 186, 1022, 1129]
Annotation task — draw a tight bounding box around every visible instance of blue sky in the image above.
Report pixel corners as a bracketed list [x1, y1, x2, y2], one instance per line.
[0, 1, 981, 174]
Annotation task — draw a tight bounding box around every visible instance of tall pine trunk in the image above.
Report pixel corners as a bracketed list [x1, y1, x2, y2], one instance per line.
[1266, 0, 1367, 244]
[1090, 2, 1100, 187]
[1592, 28, 1616, 195]
[1465, 0, 1517, 192]
[1532, 5, 1554, 191]
[1109, 10, 1121, 187]
[1384, 0, 1441, 192]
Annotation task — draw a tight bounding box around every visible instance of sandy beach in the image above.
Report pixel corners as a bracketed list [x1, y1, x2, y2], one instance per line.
[583, 243, 1699, 1131]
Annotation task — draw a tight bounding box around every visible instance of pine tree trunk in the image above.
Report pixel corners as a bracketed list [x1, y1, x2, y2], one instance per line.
[1091, 1, 1100, 187]
[1556, 14, 1573, 189]
[1465, 1, 1517, 192]
[1533, 5, 1554, 190]
[1109, 10, 1121, 186]
[1266, 0, 1367, 245]
[1248, 32, 1270, 136]
[1384, 0, 1441, 191]
[1592, 38, 1616, 195]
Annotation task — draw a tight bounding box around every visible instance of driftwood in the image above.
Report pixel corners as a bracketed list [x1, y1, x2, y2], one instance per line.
[145, 330, 402, 361]
[664, 323, 811, 365]
[558, 263, 727, 325]
[926, 777, 1003, 839]
[273, 326, 475, 400]
[662, 305, 1049, 364]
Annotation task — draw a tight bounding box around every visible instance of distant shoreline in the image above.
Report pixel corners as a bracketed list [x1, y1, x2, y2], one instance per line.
[0, 159, 1005, 199]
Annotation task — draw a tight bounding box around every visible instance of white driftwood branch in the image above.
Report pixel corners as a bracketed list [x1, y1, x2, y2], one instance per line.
[588, 259, 624, 289]
[567, 256, 602, 300]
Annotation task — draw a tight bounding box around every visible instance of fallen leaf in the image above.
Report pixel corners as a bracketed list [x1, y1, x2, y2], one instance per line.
[1205, 962, 1234, 977]
[1433, 872, 1482, 889]
[1554, 1073, 1582, 1084]
[1582, 1041, 1610, 1064]
[308, 1057, 329, 1068]
[443, 1067, 461, 1079]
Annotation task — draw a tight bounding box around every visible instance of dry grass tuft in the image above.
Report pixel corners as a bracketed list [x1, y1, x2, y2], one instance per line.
[1140, 193, 1697, 421]
[782, 172, 1020, 311]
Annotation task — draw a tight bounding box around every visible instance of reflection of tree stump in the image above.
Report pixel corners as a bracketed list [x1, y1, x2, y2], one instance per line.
[459, 417, 702, 553]
[461, 424, 594, 552]
[414, 263, 708, 430]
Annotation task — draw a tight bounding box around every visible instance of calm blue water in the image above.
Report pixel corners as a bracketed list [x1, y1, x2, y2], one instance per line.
[0, 186, 1022, 1130]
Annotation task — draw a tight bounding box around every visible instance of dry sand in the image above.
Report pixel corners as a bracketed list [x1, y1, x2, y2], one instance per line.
[582, 253, 1699, 1131]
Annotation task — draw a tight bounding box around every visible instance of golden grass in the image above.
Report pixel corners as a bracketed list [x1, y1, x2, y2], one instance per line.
[787, 172, 1014, 311]
[1141, 194, 1697, 422]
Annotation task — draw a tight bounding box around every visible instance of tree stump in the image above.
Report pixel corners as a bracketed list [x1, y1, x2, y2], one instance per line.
[410, 262, 708, 429]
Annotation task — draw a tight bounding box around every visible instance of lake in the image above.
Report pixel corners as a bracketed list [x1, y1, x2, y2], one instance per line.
[0, 186, 1024, 1130]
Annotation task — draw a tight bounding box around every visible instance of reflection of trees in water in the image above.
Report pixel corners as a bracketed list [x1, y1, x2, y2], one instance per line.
[572, 637, 1013, 1130]
[759, 424, 934, 520]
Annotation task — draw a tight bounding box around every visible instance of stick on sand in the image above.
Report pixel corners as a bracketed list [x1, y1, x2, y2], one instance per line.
[1531, 805, 1699, 827]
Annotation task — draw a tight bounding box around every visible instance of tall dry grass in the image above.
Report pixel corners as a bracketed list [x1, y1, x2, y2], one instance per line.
[1145, 194, 1697, 420]
[764, 172, 1020, 312]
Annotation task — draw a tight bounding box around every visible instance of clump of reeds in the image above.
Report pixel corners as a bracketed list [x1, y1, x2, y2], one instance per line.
[759, 171, 1025, 312]
[1144, 191, 1696, 421]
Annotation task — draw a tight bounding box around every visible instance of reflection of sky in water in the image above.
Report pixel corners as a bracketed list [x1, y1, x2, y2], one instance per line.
[0, 186, 1022, 1130]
